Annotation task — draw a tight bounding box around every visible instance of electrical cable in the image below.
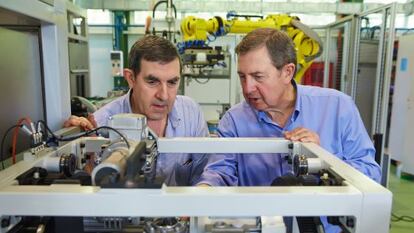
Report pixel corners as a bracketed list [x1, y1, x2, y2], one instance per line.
[194, 77, 210, 84]
[67, 126, 131, 148]
[0, 124, 22, 170]
[152, 0, 177, 19]
[391, 213, 414, 223]
[37, 120, 59, 142]
[207, 34, 217, 44]
[37, 121, 130, 149]
[151, 0, 178, 41]
[11, 118, 32, 164]
[1, 120, 131, 169]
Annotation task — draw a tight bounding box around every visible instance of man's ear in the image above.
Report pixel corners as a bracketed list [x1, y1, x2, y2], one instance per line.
[124, 69, 136, 88]
[282, 63, 296, 84]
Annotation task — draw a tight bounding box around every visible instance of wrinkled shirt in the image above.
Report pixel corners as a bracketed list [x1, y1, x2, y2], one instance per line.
[94, 90, 209, 186]
[198, 84, 381, 232]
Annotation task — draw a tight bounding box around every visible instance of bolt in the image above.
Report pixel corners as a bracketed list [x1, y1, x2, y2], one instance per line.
[346, 217, 355, 228]
[1, 218, 10, 228]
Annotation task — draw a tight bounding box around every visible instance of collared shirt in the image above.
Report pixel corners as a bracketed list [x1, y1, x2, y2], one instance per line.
[198, 84, 381, 233]
[199, 84, 381, 186]
[93, 90, 209, 186]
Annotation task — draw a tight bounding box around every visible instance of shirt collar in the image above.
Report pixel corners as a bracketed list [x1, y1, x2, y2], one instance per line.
[125, 89, 133, 113]
[168, 99, 181, 129]
[291, 79, 301, 122]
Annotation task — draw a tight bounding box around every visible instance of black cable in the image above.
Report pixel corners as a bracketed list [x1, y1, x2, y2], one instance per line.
[59, 126, 130, 148]
[6, 121, 130, 166]
[94, 126, 130, 148]
[391, 213, 414, 223]
[0, 124, 22, 170]
[1, 122, 131, 169]
[152, 0, 178, 41]
[152, 0, 177, 19]
[38, 121, 130, 149]
[37, 120, 59, 141]
[194, 77, 210, 84]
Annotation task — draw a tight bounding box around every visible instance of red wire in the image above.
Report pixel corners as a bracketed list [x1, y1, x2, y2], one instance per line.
[11, 117, 32, 164]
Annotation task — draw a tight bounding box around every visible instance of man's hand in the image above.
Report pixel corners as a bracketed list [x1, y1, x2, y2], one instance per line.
[283, 127, 320, 145]
[63, 114, 97, 131]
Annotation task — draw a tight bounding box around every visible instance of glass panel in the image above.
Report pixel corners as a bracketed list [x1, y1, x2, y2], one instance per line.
[289, 0, 337, 2]
[355, 12, 383, 136]
[382, 8, 394, 145]
[87, 9, 112, 25]
[294, 13, 336, 27]
[355, 7, 394, 137]
[323, 22, 352, 91]
[364, 0, 407, 3]
[133, 11, 153, 24]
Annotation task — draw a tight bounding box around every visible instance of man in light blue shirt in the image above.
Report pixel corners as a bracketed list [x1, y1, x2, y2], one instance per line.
[197, 28, 380, 232]
[65, 35, 209, 186]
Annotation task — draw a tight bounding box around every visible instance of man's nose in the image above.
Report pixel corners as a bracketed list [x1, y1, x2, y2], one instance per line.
[156, 84, 168, 100]
[244, 78, 256, 93]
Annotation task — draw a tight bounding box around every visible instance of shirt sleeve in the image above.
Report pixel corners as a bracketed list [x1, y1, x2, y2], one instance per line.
[340, 97, 381, 182]
[92, 107, 109, 127]
[196, 112, 239, 186]
[91, 107, 113, 138]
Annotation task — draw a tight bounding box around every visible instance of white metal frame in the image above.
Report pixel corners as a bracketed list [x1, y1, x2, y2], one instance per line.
[356, 3, 396, 187]
[323, 14, 358, 95]
[323, 4, 396, 186]
[0, 137, 392, 233]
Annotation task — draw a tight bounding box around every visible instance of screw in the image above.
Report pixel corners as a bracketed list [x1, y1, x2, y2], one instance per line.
[346, 217, 355, 228]
[1, 218, 10, 228]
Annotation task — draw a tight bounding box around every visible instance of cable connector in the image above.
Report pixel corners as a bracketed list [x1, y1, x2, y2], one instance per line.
[20, 125, 32, 136]
[30, 122, 36, 134]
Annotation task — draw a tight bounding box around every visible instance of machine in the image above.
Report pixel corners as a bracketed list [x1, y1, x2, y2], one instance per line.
[110, 50, 128, 91]
[179, 12, 323, 82]
[0, 114, 392, 233]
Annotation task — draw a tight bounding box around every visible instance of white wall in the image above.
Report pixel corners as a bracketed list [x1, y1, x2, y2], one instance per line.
[88, 34, 113, 97]
[88, 32, 145, 97]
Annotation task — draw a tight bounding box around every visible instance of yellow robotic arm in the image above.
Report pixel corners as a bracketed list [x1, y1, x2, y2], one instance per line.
[180, 14, 323, 82]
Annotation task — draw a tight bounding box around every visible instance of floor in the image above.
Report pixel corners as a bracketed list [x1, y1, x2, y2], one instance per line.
[389, 165, 414, 233]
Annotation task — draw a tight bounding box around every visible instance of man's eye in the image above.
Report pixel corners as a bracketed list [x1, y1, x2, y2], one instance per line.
[147, 79, 159, 85]
[168, 80, 179, 86]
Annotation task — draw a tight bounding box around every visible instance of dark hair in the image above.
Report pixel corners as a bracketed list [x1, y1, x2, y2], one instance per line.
[128, 35, 181, 75]
[235, 28, 296, 70]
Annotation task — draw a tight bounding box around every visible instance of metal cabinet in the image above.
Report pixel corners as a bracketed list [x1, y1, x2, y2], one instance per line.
[389, 33, 414, 175]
